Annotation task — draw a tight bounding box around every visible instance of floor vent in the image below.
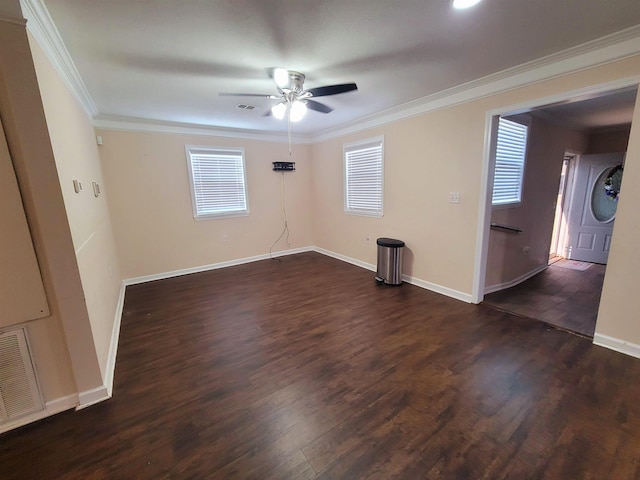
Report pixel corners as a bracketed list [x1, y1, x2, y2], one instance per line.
[0, 328, 44, 424]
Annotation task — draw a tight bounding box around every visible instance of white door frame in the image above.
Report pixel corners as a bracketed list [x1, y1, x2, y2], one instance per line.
[550, 152, 579, 259]
[472, 77, 640, 304]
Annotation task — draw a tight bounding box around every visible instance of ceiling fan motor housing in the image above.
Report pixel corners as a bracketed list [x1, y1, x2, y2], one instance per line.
[287, 71, 306, 93]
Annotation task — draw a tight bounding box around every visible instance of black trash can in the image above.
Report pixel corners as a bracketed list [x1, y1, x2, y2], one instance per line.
[375, 238, 405, 285]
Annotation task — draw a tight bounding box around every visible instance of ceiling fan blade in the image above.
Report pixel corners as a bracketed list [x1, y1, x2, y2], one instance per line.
[219, 92, 277, 98]
[306, 99, 333, 114]
[306, 83, 357, 97]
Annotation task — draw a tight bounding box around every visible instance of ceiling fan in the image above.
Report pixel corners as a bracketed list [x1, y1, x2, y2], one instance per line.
[219, 68, 358, 122]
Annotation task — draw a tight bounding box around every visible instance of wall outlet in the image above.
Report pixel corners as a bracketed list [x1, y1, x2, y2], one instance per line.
[365, 235, 371, 244]
[449, 192, 461, 204]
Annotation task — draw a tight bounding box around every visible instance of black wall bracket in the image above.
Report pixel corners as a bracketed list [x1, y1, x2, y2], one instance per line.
[273, 161, 295, 171]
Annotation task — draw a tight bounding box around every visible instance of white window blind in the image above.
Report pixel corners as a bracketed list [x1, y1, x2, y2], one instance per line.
[186, 146, 248, 219]
[344, 137, 384, 217]
[492, 118, 528, 206]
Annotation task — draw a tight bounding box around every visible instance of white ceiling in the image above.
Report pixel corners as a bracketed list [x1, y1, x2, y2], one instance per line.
[37, 0, 640, 135]
[530, 87, 638, 131]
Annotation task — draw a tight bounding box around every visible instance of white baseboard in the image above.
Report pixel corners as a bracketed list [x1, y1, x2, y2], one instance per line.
[402, 274, 473, 303]
[484, 264, 548, 295]
[313, 247, 376, 272]
[76, 385, 110, 410]
[0, 393, 77, 434]
[593, 333, 640, 359]
[104, 281, 126, 397]
[124, 246, 314, 286]
[313, 247, 473, 303]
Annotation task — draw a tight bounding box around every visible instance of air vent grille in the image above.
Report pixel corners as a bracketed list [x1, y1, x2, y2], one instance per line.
[0, 329, 43, 423]
[236, 104, 256, 110]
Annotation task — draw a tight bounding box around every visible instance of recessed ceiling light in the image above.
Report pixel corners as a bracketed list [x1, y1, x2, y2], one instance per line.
[453, 0, 482, 9]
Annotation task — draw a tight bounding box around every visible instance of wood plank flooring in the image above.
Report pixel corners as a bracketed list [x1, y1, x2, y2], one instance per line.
[1, 252, 640, 479]
[483, 260, 606, 337]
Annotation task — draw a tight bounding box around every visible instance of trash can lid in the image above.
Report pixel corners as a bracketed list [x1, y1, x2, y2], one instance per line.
[377, 237, 405, 247]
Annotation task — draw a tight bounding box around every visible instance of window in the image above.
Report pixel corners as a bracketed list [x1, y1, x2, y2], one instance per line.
[492, 118, 529, 206]
[186, 146, 248, 219]
[344, 136, 384, 217]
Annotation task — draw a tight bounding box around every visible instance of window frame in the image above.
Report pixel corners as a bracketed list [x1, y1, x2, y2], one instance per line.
[185, 145, 249, 220]
[343, 136, 384, 218]
[491, 117, 530, 209]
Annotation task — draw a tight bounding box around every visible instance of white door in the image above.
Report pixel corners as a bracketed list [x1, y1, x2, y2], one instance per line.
[565, 153, 624, 264]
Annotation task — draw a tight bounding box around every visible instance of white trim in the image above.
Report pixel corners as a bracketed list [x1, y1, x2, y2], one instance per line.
[45, 393, 78, 414]
[402, 274, 473, 303]
[472, 113, 499, 303]
[93, 115, 313, 144]
[593, 333, 640, 359]
[483, 264, 548, 295]
[0, 393, 77, 434]
[483, 77, 640, 121]
[313, 247, 376, 272]
[104, 282, 126, 397]
[76, 385, 110, 410]
[314, 247, 473, 303]
[21, 0, 98, 118]
[124, 247, 314, 286]
[311, 26, 640, 142]
[343, 135, 385, 218]
[124, 246, 474, 304]
[185, 145, 250, 220]
[23, 0, 640, 145]
[90, 27, 640, 143]
[473, 76, 640, 305]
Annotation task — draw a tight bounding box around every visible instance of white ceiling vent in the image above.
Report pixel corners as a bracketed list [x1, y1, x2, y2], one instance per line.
[235, 104, 256, 110]
[0, 328, 44, 424]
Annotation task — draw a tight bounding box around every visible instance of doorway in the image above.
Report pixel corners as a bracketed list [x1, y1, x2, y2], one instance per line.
[564, 153, 625, 264]
[549, 153, 574, 263]
[475, 85, 637, 336]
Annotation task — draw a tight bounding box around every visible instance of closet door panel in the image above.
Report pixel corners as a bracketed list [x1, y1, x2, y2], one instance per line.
[0, 118, 50, 326]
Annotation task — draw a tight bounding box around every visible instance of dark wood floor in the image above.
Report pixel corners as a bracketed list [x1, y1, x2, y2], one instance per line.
[2, 252, 640, 479]
[483, 260, 606, 337]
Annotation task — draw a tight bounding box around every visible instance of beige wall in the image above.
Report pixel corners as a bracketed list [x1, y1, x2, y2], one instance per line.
[0, 16, 100, 401]
[1, 0, 638, 437]
[587, 126, 632, 154]
[97, 130, 313, 279]
[597, 92, 640, 344]
[311, 105, 483, 294]
[29, 35, 123, 379]
[311, 54, 640, 345]
[486, 116, 588, 289]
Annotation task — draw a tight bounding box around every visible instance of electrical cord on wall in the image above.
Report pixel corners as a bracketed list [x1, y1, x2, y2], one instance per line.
[269, 171, 290, 261]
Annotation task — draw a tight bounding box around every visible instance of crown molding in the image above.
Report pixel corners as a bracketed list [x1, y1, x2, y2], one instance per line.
[20, 0, 98, 118]
[20, 0, 640, 144]
[311, 25, 640, 143]
[93, 114, 313, 144]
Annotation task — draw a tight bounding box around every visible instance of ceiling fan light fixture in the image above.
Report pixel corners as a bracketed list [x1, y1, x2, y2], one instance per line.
[273, 68, 290, 89]
[271, 102, 287, 119]
[452, 0, 481, 9]
[290, 101, 307, 122]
